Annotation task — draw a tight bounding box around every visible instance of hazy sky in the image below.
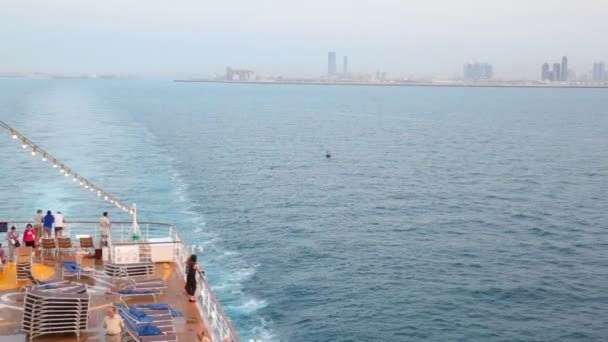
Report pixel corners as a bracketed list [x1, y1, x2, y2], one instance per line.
[1, 0, 607, 79]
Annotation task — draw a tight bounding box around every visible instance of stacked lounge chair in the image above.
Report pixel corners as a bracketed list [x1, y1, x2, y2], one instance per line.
[105, 262, 155, 277]
[21, 281, 90, 341]
[16, 247, 33, 282]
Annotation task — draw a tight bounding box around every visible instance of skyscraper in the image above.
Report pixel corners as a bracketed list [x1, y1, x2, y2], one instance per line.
[592, 62, 606, 81]
[541, 63, 551, 81]
[327, 52, 337, 77]
[463, 62, 493, 81]
[552, 63, 561, 82]
[343, 56, 348, 76]
[561, 56, 568, 81]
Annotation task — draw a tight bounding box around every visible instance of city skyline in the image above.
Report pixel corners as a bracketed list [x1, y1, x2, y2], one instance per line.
[2, 1, 608, 79]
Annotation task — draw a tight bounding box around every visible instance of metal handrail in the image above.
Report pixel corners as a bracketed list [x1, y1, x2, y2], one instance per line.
[196, 270, 240, 342]
[1, 219, 239, 342]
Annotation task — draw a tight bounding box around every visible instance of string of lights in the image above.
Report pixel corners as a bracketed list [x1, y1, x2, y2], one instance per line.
[0, 119, 134, 215]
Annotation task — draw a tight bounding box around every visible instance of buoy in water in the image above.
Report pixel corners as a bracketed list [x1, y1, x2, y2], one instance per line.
[325, 151, 331, 158]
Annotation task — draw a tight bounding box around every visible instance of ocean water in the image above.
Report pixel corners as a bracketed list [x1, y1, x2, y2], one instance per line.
[0, 79, 607, 342]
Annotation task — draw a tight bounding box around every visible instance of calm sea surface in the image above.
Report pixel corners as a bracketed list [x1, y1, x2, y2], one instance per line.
[0, 79, 607, 342]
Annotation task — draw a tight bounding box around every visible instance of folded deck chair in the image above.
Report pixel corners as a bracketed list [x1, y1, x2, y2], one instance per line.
[16, 247, 33, 282]
[120, 309, 177, 342]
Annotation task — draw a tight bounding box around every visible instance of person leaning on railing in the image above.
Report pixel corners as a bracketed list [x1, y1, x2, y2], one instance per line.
[33, 209, 43, 242]
[185, 254, 205, 302]
[99, 211, 111, 246]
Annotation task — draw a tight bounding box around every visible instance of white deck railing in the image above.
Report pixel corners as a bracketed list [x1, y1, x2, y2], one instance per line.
[0, 219, 240, 342]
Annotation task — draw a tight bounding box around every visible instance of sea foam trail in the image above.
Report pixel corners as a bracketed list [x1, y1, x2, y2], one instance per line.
[166, 164, 274, 341]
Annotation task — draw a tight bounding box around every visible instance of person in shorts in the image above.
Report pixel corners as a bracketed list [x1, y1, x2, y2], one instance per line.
[54, 211, 65, 237]
[33, 209, 43, 243]
[43, 210, 54, 238]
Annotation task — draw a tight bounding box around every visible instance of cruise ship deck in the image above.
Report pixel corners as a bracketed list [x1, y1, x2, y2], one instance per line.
[0, 221, 238, 342]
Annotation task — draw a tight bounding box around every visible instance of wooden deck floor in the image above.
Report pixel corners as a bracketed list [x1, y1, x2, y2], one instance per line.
[0, 252, 207, 341]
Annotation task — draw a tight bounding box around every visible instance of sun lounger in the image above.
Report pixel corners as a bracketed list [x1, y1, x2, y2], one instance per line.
[115, 302, 174, 326]
[105, 262, 155, 278]
[61, 259, 95, 280]
[134, 303, 183, 317]
[109, 286, 163, 301]
[120, 307, 177, 342]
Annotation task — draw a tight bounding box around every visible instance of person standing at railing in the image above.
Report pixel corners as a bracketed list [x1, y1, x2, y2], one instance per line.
[185, 254, 204, 302]
[54, 211, 65, 237]
[99, 211, 111, 247]
[33, 209, 43, 243]
[42, 210, 54, 239]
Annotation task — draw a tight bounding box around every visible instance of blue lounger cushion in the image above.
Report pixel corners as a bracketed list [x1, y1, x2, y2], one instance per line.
[129, 306, 147, 317]
[119, 289, 157, 294]
[62, 261, 79, 272]
[138, 324, 162, 336]
[137, 303, 183, 317]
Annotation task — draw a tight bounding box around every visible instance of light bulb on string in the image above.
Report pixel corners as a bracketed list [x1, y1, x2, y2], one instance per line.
[31, 146, 37, 156]
[84, 184, 89, 189]
[22, 138, 27, 148]
[73, 176, 77, 182]
[10, 129, 17, 139]
[42, 153, 47, 162]
[52, 161, 58, 168]
[65, 170, 70, 177]
[104, 195, 108, 201]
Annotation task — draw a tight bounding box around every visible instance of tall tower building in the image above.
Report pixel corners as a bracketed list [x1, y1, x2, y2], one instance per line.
[552, 63, 561, 82]
[561, 56, 568, 81]
[343, 56, 348, 76]
[592, 62, 606, 81]
[327, 52, 337, 77]
[541, 63, 550, 81]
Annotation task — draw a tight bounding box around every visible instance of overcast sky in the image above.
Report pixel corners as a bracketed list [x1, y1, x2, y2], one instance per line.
[1, 0, 607, 79]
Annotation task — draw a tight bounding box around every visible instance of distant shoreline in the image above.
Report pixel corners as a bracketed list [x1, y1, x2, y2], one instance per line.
[174, 79, 608, 89]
